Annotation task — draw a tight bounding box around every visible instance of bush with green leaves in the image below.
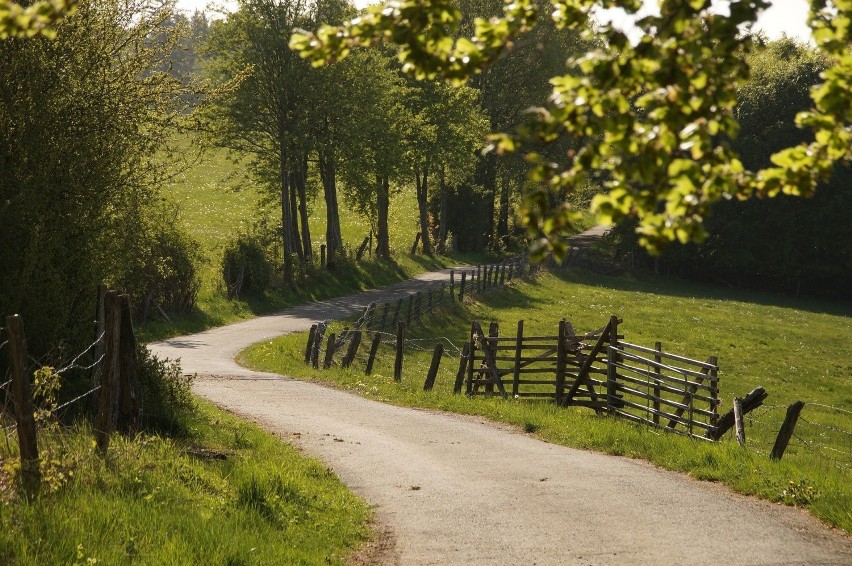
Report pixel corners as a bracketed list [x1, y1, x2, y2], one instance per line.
[136, 345, 195, 436]
[221, 235, 274, 298]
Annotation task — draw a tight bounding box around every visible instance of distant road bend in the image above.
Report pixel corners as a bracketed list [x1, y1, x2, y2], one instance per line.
[150, 228, 851, 565]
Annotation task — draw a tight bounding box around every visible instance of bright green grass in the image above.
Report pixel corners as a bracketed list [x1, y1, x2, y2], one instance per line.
[0, 401, 370, 564]
[241, 270, 852, 532]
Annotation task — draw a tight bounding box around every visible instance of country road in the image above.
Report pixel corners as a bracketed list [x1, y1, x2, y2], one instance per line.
[150, 234, 851, 565]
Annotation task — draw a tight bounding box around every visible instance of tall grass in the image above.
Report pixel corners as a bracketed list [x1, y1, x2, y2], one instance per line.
[0, 402, 370, 564]
[241, 270, 852, 532]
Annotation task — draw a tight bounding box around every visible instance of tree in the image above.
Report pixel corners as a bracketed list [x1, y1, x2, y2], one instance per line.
[291, 0, 852, 257]
[1, 0, 76, 38]
[1, 0, 201, 354]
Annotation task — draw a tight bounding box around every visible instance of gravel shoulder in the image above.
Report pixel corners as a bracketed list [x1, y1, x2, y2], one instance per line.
[149, 244, 852, 565]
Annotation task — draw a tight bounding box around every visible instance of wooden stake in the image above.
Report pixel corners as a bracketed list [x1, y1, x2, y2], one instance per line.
[342, 330, 362, 368]
[453, 342, 470, 394]
[394, 321, 405, 381]
[423, 344, 443, 391]
[323, 333, 337, 369]
[770, 401, 805, 461]
[96, 291, 121, 454]
[7, 315, 40, 495]
[365, 333, 382, 375]
[304, 324, 317, 364]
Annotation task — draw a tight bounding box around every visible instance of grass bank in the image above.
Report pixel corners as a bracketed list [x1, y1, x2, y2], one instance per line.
[241, 270, 852, 533]
[0, 401, 370, 564]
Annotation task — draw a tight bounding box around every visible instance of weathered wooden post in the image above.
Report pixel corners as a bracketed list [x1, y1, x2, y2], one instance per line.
[304, 324, 318, 364]
[323, 333, 337, 369]
[513, 320, 524, 398]
[311, 324, 325, 368]
[7, 315, 40, 495]
[465, 322, 476, 395]
[117, 295, 140, 433]
[709, 355, 719, 429]
[365, 333, 382, 375]
[733, 397, 746, 446]
[342, 330, 362, 368]
[485, 321, 499, 394]
[770, 401, 805, 460]
[96, 291, 121, 454]
[453, 342, 470, 394]
[450, 270, 455, 302]
[555, 319, 567, 404]
[92, 284, 106, 384]
[394, 321, 405, 381]
[606, 315, 619, 411]
[320, 244, 326, 271]
[423, 344, 444, 391]
[459, 271, 467, 301]
[653, 342, 662, 425]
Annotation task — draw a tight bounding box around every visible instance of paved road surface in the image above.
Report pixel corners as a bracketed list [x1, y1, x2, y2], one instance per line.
[150, 231, 850, 565]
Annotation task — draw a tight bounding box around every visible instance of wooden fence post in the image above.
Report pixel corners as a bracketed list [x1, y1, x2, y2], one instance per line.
[709, 355, 719, 429]
[320, 244, 326, 271]
[423, 344, 444, 391]
[606, 315, 619, 411]
[305, 324, 318, 364]
[459, 271, 467, 301]
[733, 397, 746, 446]
[323, 333, 337, 369]
[513, 320, 524, 398]
[92, 284, 106, 384]
[380, 303, 389, 331]
[770, 401, 805, 461]
[555, 319, 567, 404]
[450, 270, 455, 301]
[96, 291, 121, 454]
[117, 295, 140, 433]
[342, 330, 362, 368]
[394, 321, 405, 381]
[365, 333, 382, 375]
[7, 315, 40, 495]
[485, 321, 499, 394]
[653, 342, 662, 425]
[311, 324, 325, 368]
[453, 342, 470, 394]
[466, 322, 476, 395]
[411, 232, 421, 254]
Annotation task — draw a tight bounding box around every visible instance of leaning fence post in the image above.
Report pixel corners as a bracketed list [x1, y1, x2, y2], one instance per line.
[7, 315, 40, 495]
[96, 291, 121, 454]
[770, 401, 805, 460]
[342, 330, 362, 368]
[423, 344, 444, 391]
[453, 342, 470, 394]
[394, 321, 405, 381]
[323, 333, 337, 369]
[365, 333, 382, 375]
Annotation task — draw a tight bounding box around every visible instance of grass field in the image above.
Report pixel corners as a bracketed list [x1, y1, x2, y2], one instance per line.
[241, 270, 852, 532]
[0, 401, 370, 564]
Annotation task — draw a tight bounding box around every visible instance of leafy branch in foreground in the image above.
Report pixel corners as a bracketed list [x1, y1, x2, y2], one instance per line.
[0, 0, 76, 38]
[292, 0, 851, 256]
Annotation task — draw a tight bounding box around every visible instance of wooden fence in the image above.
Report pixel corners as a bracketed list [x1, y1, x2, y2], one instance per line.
[458, 316, 720, 440]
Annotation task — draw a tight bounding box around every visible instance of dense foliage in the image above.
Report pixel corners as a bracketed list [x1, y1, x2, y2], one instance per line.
[0, 0, 202, 356]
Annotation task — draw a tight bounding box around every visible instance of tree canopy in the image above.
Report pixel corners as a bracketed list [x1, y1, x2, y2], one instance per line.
[291, 0, 852, 257]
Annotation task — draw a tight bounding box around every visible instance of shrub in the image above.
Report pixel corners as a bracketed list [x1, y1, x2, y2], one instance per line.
[222, 235, 274, 298]
[136, 345, 195, 435]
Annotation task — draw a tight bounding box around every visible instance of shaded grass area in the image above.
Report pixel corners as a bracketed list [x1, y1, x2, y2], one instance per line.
[241, 271, 852, 532]
[0, 401, 370, 564]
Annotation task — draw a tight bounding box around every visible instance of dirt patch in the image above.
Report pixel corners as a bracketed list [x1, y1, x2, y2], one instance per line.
[348, 517, 398, 566]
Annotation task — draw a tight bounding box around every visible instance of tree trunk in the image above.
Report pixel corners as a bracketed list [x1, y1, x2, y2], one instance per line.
[376, 174, 391, 258]
[415, 166, 432, 255]
[497, 171, 510, 247]
[296, 153, 312, 262]
[319, 151, 343, 268]
[289, 167, 303, 262]
[279, 137, 295, 281]
[438, 167, 448, 253]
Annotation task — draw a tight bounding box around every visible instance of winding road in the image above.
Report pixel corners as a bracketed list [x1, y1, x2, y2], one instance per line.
[150, 241, 851, 565]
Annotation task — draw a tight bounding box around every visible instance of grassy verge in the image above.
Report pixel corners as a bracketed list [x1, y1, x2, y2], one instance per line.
[241, 270, 852, 533]
[0, 401, 370, 564]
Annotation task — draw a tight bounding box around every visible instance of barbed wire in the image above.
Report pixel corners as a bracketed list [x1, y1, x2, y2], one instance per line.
[806, 403, 852, 416]
[798, 415, 852, 437]
[54, 332, 104, 375]
[52, 384, 101, 415]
